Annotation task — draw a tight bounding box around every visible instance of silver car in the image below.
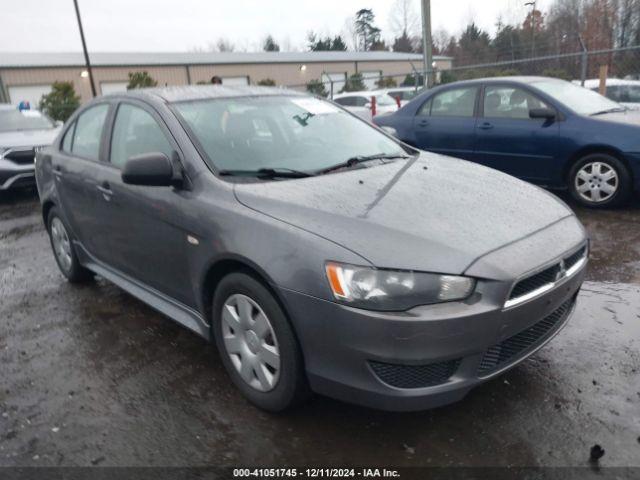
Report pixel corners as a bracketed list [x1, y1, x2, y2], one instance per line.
[0, 105, 61, 191]
[36, 86, 588, 412]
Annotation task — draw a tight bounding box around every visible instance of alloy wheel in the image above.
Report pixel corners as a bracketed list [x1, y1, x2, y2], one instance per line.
[221, 294, 281, 392]
[575, 161, 619, 204]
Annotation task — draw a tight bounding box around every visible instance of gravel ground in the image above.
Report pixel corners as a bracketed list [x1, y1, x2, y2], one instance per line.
[0, 188, 638, 468]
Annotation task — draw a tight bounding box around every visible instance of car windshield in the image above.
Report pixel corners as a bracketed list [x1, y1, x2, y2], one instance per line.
[0, 109, 55, 132]
[533, 80, 623, 115]
[174, 95, 407, 174]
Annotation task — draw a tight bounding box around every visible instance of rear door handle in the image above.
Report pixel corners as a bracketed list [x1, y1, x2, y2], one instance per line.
[52, 165, 63, 178]
[478, 122, 494, 130]
[418, 119, 429, 127]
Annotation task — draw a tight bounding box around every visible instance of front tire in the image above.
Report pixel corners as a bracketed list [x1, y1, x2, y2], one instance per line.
[47, 207, 94, 283]
[568, 153, 632, 208]
[212, 272, 310, 412]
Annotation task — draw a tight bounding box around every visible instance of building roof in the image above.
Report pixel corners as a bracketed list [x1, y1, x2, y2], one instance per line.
[0, 51, 452, 68]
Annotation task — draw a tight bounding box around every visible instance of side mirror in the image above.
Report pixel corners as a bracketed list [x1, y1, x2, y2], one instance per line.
[529, 108, 556, 120]
[121, 152, 176, 187]
[55, 120, 63, 127]
[364, 102, 372, 109]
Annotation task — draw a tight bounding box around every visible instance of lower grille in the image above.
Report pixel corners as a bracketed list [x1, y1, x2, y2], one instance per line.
[370, 359, 461, 389]
[478, 298, 574, 375]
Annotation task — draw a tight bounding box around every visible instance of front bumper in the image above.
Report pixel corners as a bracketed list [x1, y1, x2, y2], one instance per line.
[0, 158, 35, 190]
[281, 263, 585, 411]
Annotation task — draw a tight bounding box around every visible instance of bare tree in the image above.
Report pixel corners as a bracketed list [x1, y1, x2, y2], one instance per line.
[388, 0, 420, 37]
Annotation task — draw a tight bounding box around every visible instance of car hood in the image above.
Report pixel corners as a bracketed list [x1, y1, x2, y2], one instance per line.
[234, 154, 573, 275]
[591, 109, 640, 125]
[0, 128, 60, 149]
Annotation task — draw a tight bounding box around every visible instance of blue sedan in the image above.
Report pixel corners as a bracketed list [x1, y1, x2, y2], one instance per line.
[373, 76, 640, 207]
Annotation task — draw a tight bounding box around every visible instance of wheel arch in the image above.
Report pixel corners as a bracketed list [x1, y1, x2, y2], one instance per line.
[564, 145, 633, 184]
[42, 200, 56, 231]
[199, 255, 295, 339]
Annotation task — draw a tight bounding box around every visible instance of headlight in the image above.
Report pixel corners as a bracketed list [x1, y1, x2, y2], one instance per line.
[325, 262, 475, 311]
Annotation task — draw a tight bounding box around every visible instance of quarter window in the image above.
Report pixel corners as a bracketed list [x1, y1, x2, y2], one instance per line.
[484, 86, 550, 119]
[71, 104, 109, 160]
[430, 87, 478, 118]
[110, 104, 173, 168]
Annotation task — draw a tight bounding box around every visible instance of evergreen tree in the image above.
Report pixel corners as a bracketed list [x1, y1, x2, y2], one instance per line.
[355, 8, 382, 51]
[127, 71, 158, 90]
[341, 73, 366, 92]
[392, 31, 414, 52]
[306, 79, 328, 97]
[263, 35, 280, 52]
[39, 81, 80, 122]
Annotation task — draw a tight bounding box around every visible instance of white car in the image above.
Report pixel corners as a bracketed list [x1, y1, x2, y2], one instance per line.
[0, 105, 62, 191]
[575, 78, 640, 110]
[378, 86, 423, 107]
[332, 91, 400, 121]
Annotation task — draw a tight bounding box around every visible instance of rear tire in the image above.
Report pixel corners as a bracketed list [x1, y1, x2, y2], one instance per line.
[568, 153, 632, 208]
[47, 207, 94, 283]
[212, 272, 310, 412]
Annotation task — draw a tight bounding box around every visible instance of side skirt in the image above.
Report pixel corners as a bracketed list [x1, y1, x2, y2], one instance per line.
[75, 242, 211, 341]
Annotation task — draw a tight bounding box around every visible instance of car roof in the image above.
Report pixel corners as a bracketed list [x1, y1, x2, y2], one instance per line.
[580, 78, 640, 87]
[101, 85, 308, 104]
[334, 90, 392, 98]
[432, 76, 566, 88]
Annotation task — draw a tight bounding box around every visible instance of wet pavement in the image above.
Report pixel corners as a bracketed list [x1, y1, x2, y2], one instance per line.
[0, 188, 638, 468]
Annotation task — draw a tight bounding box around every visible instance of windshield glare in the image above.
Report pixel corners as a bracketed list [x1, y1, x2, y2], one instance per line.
[174, 96, 406, 173]
[533, 80, 622, 115]
[376, 94, 397, 106]
[0, 109, 55, 132]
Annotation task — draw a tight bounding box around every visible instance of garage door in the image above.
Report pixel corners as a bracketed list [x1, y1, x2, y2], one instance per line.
[222, 76, 249, 86]
[100, 81, 128, 95]
[8, 84, 53, 109]
[361, 71, 381, 90]
[323, 73, 346, 97]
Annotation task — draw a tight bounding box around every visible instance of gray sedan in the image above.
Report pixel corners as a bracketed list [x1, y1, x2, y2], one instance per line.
[35, 86, 588, 411]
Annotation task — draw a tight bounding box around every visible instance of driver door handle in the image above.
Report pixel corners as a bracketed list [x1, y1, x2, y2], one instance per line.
[97, 181, 113, 200]
[478, 122, 494, 130]
[418, 119, 429, 127]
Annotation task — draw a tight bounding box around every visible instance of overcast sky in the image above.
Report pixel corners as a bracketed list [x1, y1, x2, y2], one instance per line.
[1, 0, 553, 53]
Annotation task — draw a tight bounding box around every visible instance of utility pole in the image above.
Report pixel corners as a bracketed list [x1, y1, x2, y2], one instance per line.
[525, 1, 536, 58]
[73, 0, 96, 97]
[420, 0, 433, 88]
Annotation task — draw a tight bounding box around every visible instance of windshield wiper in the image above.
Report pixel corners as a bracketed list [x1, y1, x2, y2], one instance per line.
[218, 167, 314, 179]
[590, 107, 628, 115]
[318, 153, 412, 175]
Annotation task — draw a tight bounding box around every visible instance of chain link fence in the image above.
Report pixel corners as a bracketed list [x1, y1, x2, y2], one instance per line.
[285, 45, 640, 101]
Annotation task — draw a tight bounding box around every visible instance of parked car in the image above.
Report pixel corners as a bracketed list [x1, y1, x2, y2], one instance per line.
[0, 104, 61, 191]
[333, 90, 399, 121]
[576, 78, 640, 110]
[374, 76, 640, 208]
[381, 86, 423, 106]
[37, 86, 588, 412]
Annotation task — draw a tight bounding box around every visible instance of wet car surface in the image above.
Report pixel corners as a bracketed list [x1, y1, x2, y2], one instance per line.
[0, 188, 638, 467]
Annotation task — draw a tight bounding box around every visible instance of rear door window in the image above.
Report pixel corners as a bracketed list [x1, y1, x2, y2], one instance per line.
[71, 104, 109, 160]
[430, 87, 478, 117]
